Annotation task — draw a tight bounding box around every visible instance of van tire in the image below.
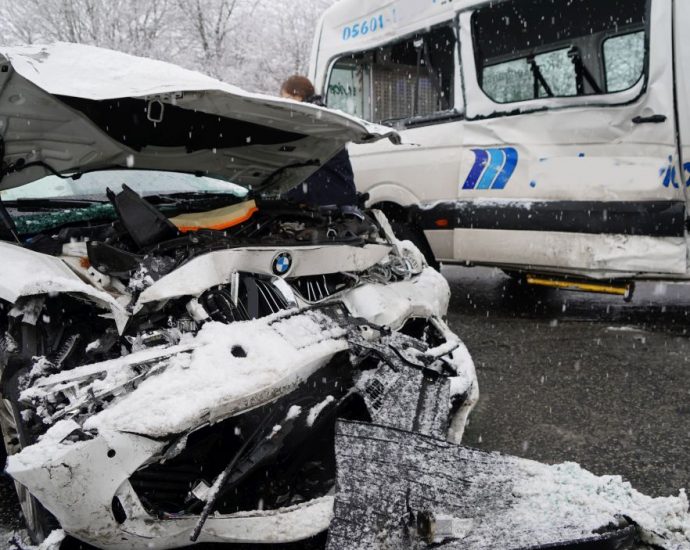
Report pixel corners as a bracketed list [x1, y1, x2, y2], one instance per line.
[390, 221, 440, 270]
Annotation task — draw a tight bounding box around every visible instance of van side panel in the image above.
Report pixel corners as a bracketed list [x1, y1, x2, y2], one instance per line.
[349, 121, 464, 263]
[675, 0, 690, 185]
[312, 0, 689, 278]
[453, 0, 687, 277]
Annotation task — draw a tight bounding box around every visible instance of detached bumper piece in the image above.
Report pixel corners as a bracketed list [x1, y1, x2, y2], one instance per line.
[328, 421, 640, 550]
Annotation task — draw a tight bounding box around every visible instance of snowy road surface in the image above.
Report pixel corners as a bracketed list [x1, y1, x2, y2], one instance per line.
[448, 266, 690, 498]
[1, 266, 688, 548]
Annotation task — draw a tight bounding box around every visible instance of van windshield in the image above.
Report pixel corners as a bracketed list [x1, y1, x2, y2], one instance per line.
[472, 0, 648, 103]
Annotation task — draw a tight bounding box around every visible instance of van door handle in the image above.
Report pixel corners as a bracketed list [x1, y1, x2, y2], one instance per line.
[632, 114, 667, 124]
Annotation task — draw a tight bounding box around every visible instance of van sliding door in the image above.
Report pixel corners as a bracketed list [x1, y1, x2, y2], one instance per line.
[675, 0, 690, 196]
[453, 0, 684, 278]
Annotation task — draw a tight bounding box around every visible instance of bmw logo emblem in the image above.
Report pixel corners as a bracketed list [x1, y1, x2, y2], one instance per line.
[272, 252, 293, 277]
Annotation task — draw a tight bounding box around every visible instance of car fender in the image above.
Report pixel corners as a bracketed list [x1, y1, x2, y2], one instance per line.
[0, 242, 128, 331]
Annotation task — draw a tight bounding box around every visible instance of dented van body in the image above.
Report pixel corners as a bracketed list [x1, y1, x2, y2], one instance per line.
[310, 0, 690, 284]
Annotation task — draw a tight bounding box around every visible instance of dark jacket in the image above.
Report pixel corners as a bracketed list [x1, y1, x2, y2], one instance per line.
[284, 96, 357, 207]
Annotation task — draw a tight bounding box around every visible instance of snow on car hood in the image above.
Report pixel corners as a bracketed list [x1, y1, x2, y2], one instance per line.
[0, 42, 399, 193]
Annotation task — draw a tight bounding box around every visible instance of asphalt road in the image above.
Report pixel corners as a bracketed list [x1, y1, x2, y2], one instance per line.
[1, 266, 688, 547]
[446, 266, 690, 498]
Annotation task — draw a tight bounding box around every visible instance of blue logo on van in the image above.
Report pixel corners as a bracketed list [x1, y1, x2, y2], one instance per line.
[462, 148, 518, 190]
[660, 157, 690, 188]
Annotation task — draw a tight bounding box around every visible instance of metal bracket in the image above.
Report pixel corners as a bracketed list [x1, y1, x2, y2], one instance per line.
[146, 99, 165, 124]
[145, 91, 185, 123]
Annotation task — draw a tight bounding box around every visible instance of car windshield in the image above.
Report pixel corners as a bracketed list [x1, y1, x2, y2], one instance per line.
[0, 170, 248, 201]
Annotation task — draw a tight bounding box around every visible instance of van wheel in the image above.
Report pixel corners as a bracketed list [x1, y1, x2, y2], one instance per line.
[0, 323, 59, 544]
[390, 221, 440, 270]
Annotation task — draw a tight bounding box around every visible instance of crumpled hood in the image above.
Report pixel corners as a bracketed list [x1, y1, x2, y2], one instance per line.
[0, 42, 399, 193]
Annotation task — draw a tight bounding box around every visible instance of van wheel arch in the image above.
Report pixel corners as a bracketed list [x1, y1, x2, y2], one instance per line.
[372, 202, 439, 270]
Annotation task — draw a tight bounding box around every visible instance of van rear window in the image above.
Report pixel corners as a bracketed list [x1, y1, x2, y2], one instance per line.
[327, 25, 455, 125]
[472, 0, 648, 104]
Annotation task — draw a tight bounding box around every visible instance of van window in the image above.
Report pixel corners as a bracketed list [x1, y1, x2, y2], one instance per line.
[472, 0, 648, 104]
[327, 25, 455, 124]
[604, 32, 646, 93]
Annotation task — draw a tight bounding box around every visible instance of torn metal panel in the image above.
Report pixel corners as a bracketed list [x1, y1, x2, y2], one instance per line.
[6, 302, 475, 549]
[19, 309, 349, 437]
[328, 421, 690, 550]
[135, 244, 392, 310]
[341, 267, 451, 328]
[356, 364, 450, 440]
[0, 242, 129, 331]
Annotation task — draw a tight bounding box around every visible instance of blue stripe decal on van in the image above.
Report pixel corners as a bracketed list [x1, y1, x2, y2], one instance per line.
[476, 148, 505, 190]
[462, 147, 519, 190]
[491, 147, 518, 190]
[462, 149, 489, 190]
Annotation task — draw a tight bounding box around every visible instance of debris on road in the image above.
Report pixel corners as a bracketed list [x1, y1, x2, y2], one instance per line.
[328, 420, 690, 550]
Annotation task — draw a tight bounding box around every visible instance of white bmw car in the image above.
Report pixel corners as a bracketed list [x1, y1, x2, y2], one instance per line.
[0, 43, 478, 549]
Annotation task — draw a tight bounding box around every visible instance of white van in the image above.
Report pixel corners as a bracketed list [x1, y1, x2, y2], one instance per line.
[310, 0, 690, 294]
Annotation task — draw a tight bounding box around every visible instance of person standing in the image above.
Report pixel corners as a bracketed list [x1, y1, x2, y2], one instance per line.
[280, 76, 357, 207]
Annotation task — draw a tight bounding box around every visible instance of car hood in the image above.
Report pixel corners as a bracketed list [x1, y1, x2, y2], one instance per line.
[0, 42, 399, 194]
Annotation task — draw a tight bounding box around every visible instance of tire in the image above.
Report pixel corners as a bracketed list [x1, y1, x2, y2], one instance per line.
[389, 221, 440, 270]
[0, 323, 59, 544]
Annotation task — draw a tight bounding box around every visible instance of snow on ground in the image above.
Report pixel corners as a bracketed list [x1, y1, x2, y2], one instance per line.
[1, 529, 64, 550]
[509, 461, 690, 548]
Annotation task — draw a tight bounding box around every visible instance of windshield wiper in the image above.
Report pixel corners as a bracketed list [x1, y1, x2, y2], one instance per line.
[8, 197, 109, 209]
[568, 46, 603, 95]
[527, 55, 554, 98]
[142, 191, 247, 207]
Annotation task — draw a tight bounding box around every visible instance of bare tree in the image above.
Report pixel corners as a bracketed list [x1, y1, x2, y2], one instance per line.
[244, 0, 335, 93]
[0, 0, 180, 57]
[0, 0, 336, 93]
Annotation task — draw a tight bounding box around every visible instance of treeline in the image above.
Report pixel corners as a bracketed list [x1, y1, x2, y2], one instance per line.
[0, 0, 335, 93]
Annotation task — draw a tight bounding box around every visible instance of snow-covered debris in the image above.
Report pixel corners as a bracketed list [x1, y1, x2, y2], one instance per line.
[512, 462, 690, 548]
[330, 420, 690, 550]
[306, 395, 335, 427]
[21, 309, 349, 438]
[4, 529, 65, 550]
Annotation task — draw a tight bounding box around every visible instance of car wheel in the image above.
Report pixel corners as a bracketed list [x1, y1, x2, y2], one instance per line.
[0, 324, 59, 544]
[389, 221, 440, 270]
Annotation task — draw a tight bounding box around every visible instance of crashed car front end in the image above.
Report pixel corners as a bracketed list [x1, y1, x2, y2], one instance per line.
[1, 205, 477, 549]
[0, 43, 477, 549]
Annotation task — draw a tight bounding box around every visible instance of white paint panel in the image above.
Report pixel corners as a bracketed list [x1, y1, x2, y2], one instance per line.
[0, 242, 128, 330]
[425, 229, 454, 261]
[675, 0, 690, 181]
[350, 120, 466, 204]
[454, 229, 687, 276]
[137, 245, 391, 308]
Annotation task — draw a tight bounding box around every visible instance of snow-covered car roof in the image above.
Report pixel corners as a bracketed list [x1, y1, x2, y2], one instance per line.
[0, 42, 399, 193]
